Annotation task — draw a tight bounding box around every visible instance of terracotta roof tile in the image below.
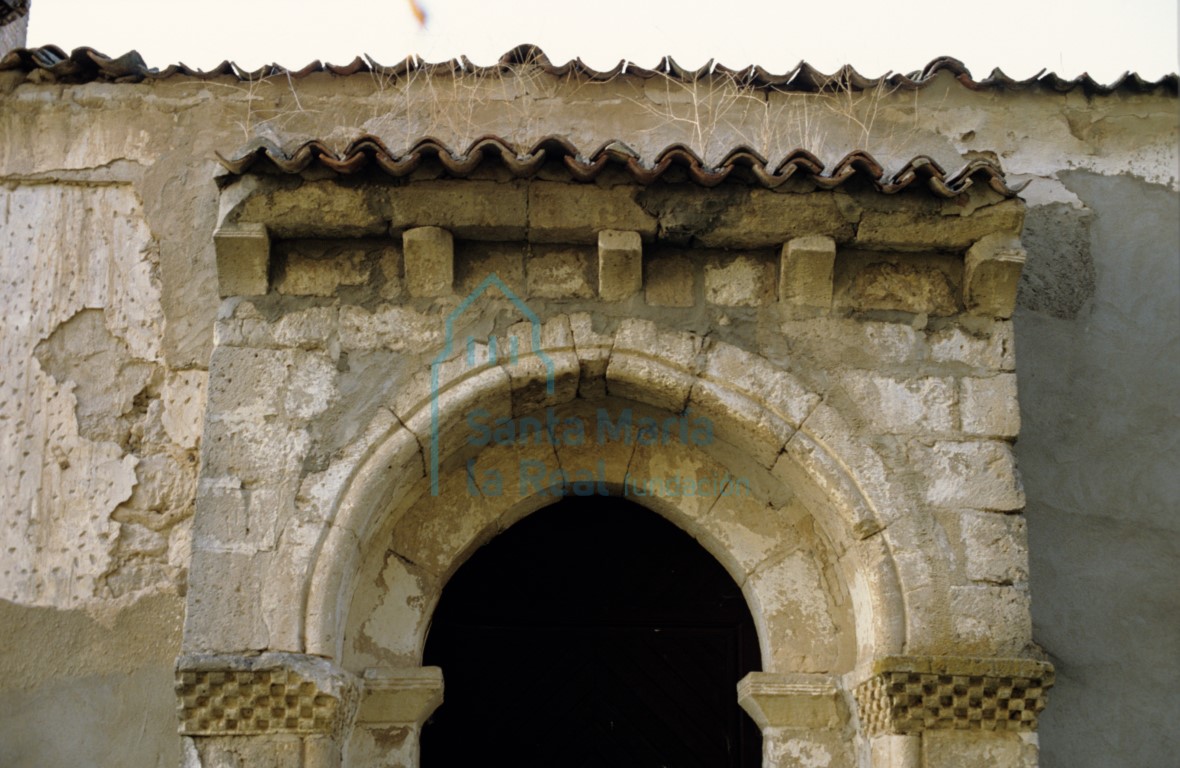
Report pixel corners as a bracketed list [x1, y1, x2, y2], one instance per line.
[217, 134, 1027, 198]
[1, 44, 1175, 94]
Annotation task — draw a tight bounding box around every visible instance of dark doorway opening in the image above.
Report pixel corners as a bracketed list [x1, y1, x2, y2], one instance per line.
[421, 495, 762, 767]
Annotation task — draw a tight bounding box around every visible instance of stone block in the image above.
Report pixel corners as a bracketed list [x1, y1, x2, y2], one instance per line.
[402, 226, 454, 297]
[949, 585, 1033, 653]
[965, 234, 1027, 318]
[836, 372, 956, 435]
[856, 198, 1025, 251]
[928, 325, 1015, 372]
[607, 319, 703, 411]
[780, 235, 836, 308]
[568, 312, 613, 398]
[746, 550, 841, 672]
[837, 253, 962, 316]
[527, 182, 657, 243]
[960, 509, 1029, 585]
[338, 304, 443, 353]
[690, 188, 856, 248]
[455, 243, 525, 297]
[645, 252, 694, 307]
[276, 247, 370, 297]
[910, 440, 1025, 512]
[525, 246, 595, 298]
[213, 223, 269, 297]
[238, 181, 388, 238]
[389, 180, 527, 240]
[923, 731, 1039, 768]
[597, 230, 642, 301]
[704, 253, 775, 307]
[960, 374, 1020, 438]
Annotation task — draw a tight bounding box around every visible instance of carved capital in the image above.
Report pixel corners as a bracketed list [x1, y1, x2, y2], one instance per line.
[175, 653, 359, 736]
[855, 656, 1054, 735]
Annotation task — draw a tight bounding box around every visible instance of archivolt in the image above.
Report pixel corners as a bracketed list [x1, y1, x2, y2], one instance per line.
[296, 317, 946, 670]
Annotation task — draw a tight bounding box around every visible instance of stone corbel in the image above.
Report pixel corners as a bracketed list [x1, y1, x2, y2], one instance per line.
[357, 667, 445, 726]
[737, 672, 849, 730]
[779, 235, 837, 309]
[964, 234, 1027, 318]
[213, 222, 270, 298]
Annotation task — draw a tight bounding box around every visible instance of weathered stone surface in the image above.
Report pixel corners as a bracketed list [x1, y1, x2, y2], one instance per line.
[747, 549, 842, 672]
[704, 253, 775, 307]
[856, 198, 1025, 251]
[836, 372, 957, 435]
[389, 180, 527, 240]
[597, 229, 642, 301]
[402, 227, 454, 297]
[644, 252, 695, 307]
[525, 246, 595, 299]
[338, 305, 444, 352]
[960, 509, 1029, 585]
[682, 188, 855, 248]
[910, 440, 1025, 511]
[837, 253, 961, 316]
[928, 324, 1015, 372]
[236, 181, 388, 238]
[607, 319, 703, 411]
[965, 234, 1027, 318]
[454, 243, 525, 297]
[276, 247, 370, 297]
[781, 235, 837, 308]
[528, 182, 657, 242]
[214, 223, 270, 297]
[960, 374, 1020, 438]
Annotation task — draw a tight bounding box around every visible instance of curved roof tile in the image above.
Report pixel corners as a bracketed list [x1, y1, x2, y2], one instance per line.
[1, 44, 1175, 94]
[217, 134, 1028, 198]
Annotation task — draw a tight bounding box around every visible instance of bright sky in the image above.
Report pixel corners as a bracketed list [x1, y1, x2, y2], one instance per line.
[25, 0, 1180, 82]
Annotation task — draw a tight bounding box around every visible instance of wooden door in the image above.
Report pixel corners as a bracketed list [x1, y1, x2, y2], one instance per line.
[421, 495, 762, 767]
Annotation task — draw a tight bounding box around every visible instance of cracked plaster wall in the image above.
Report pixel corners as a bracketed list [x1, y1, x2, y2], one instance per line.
[0, 67, 1175, 767]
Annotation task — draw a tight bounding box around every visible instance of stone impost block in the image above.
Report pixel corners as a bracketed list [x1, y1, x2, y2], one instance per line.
[964, 234, 1027, 318]
[780, 235, 836, 308]
[213, 223, 270, 297]
[358, 667, 444, 726]
[597, 230, 643, 301]
[854, 656, 1054, 735]
[175, 653, 359, 736]
[403, 226, 454, 297]
[738, 672, 848, 730]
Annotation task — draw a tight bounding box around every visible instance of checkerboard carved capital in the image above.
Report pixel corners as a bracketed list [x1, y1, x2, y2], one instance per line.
[175, 653, 360, 736]
[854, 656, 1054, 736]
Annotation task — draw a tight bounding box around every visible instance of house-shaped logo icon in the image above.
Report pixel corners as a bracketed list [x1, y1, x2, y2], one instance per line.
[429, 273, 555, 495]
